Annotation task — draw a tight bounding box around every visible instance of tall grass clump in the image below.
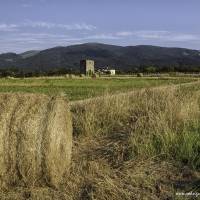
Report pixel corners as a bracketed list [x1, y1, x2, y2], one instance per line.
[71, 93, 132, 137]
[72, 86, 200, 169]
[126, 88, 200, 169]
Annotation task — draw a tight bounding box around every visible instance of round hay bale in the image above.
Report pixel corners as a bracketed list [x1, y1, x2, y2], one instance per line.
[0, 93, 72, 188]
[5, 76, 15, 79]
[64, 74, 69, 78]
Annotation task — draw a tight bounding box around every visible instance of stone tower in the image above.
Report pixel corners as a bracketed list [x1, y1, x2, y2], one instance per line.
[80, 60, 95, 75]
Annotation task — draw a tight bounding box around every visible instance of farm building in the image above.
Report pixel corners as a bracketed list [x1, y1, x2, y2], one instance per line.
[98, 67, 116, 75]
[80, 59, 95, 76]
[109, 69, 116, 75]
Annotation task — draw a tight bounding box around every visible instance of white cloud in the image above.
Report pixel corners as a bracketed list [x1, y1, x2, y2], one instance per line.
[22, 21, 97, 31]
[0, 21, 97, 33]
[19, 33, 68, 38]
[135, 31, 170, 39]
[0, 24, 18, 32]
[16, 32, 119, 43]
[21, 3, 32, 8]
[0, 31, 121, 53]
[116, 30, 200, 42]
[85, 34, 119, 40]
[116, 31, 133, 36]
[117, 30, 170, 38]
[1, 26, 200, 53]
[167, 34, 199, 42]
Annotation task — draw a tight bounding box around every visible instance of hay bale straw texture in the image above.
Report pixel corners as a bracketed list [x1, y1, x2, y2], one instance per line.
[0, 93, 72, 188]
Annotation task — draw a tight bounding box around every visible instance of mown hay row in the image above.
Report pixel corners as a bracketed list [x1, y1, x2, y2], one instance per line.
[0, 93, 72, 188]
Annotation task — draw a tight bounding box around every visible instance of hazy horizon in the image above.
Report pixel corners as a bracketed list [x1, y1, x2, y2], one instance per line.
[0, 0, 200, 53]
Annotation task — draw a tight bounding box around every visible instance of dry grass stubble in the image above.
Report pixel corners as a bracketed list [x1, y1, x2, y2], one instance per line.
[1, 84, 200, 199]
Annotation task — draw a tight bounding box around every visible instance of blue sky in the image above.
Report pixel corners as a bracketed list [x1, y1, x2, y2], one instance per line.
[0, 0, 200, 53]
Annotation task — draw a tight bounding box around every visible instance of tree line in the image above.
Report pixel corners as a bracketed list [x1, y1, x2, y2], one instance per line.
[1, 65, 200, 78]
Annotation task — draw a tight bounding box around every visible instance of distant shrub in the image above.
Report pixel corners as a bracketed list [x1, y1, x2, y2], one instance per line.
[69, 74, 76, 78]
[92, 73, 99, 79]
[80, 74, 85, 77]
[137, 73, 143, 77]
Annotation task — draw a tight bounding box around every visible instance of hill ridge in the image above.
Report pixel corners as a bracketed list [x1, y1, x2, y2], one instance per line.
[1, 43, 200, 72]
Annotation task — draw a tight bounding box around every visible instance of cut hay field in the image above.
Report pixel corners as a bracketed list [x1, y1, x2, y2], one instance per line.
[0, 77, 197, 100]
[0, 77, 200, 200]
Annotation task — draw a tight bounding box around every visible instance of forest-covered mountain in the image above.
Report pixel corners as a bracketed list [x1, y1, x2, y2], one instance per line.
[1, 43, 200, 74]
